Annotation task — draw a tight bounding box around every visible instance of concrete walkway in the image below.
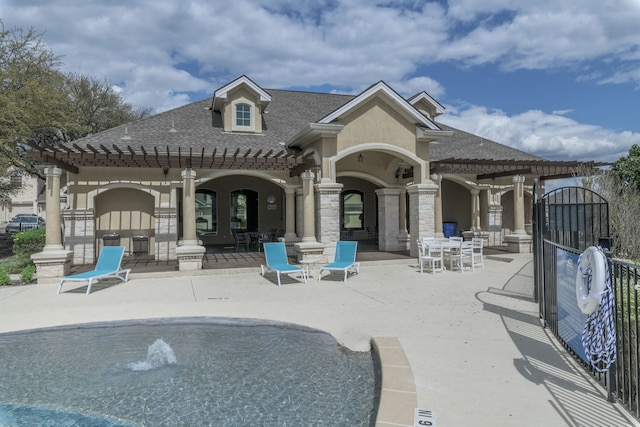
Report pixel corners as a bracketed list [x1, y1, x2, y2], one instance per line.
[0, 252, 638, 426]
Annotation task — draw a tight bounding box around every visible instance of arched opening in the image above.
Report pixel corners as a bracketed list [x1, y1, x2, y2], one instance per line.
[94, 188, 155, 257]
[195, 189, 217, 233]
[230, 189, 259, 232]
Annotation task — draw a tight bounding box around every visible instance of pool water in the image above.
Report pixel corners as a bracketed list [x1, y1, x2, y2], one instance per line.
[0, 318, 379, 426]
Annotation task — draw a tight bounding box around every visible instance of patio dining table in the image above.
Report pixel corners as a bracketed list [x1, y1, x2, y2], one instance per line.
[427, 239, 474, 271]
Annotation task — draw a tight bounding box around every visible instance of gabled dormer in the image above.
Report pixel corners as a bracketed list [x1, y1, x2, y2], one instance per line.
[407, 91, 445, 121]
[318, 81, 440, 130]
[212, 75, 271, 133]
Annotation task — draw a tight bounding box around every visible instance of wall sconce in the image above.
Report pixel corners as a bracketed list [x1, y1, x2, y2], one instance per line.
[358, 153, 364, 163]
[163, 168, 169, 179]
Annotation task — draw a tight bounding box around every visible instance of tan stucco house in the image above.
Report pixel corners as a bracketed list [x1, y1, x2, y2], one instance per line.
[27, 75, 595, 280]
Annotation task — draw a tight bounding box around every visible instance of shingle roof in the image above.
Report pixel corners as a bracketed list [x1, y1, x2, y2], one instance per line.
[28, 85, 600, 178]
[430, 122, 543, 162]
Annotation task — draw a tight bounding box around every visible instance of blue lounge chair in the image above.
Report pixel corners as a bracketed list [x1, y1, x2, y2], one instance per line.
[318, 241, 360, 282]
[58, 246, 131, 295]
[261, 242, 307, 287]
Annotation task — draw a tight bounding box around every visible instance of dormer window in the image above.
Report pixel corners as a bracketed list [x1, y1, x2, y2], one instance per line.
[213, 76, 270, 133]
[235, 103, 251, 127]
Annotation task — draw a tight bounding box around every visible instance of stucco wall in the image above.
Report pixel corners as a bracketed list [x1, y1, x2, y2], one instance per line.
[337, 97, 416, 153]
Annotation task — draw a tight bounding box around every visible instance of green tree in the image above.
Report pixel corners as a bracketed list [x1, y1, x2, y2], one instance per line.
[64, 73, 152, 140]
[0, 24, 69, 188]
[609, 144, 640, 192]
[0, 23, 151, 200]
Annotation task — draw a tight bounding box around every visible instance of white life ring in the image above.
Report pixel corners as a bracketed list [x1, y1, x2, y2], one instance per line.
[576, 246, 607, 315]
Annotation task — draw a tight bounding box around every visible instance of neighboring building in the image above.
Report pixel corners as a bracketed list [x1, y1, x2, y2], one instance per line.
[0, 171, 45, 223]
[28, 76, 598, 277]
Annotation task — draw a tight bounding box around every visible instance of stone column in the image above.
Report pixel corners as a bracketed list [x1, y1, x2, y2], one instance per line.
[512, 175, 526, 235]
[407, 182, 438, 257]
[375, 188, 402, 252]
[503, 175, 531, 253]
[294, 171, 325, 260]
[431, 174, 444, 238]
[301, 171, 316, 242]
[176, 168, 205, 270]
[181, 169, 197, 246]
[31, 167, 73, 283]
[315, 180, 343, 244]
[284, 187, 297, 240]
[471, 189, 481, 229]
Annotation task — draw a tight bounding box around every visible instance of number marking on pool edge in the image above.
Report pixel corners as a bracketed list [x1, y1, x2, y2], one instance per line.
[415, 408, 436, 426]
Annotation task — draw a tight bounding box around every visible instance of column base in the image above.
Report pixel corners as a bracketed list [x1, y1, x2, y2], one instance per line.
[503, 234, 532, 253]
[294, 241, 326, 262]
[31, 248, 73, 284]
[176, 244, 206, 271]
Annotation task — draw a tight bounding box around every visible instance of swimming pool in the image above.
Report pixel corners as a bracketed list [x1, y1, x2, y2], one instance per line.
[0, 318, 379, 426]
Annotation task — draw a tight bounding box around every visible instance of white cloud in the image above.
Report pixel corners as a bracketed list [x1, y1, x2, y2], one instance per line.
[1, 0, 638, 157]
[439, 104, 640, 162]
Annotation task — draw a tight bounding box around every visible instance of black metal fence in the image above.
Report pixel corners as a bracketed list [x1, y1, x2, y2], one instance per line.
[610, 259, 640, 417]
[534, 184, 640, 419]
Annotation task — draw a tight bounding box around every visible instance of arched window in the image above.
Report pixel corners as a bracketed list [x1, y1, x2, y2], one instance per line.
[342, 190, 364, 230]
[195, 189, 217, 233]
[235, 103, 251, 128]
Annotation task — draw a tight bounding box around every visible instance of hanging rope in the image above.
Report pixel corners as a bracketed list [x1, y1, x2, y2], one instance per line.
[580, 246, 617, 372]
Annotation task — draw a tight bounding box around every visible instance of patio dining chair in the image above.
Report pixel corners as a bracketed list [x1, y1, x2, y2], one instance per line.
[419, 240, 444, 274]
[231, 228, 250, 252]
[449, 240, 474, 272]
[471, 237, 485, 269]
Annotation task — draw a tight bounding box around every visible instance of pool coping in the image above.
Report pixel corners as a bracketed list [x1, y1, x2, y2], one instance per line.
[372, 337, 416, 427]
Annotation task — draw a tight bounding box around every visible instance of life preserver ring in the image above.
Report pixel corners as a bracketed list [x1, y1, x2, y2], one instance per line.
[576, 246, 607, 315]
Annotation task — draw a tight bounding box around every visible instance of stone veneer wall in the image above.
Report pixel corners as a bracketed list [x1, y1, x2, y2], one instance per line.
[376, 188, 401, 252]
[407, 184, 437, 258]
[155, 206, 178, 261]
[62, 209, 96, 265]
[315, 182, 343, 248]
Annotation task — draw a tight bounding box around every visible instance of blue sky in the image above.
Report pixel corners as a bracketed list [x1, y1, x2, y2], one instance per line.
[2, 0, 639, 163]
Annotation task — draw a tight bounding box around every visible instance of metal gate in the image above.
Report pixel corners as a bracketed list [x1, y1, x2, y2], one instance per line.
[532, 182, 615, 387]
[533, 183, 610, 314]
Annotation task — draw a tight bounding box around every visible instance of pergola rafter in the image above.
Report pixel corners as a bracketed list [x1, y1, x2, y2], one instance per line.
[26, 142, 306, 173]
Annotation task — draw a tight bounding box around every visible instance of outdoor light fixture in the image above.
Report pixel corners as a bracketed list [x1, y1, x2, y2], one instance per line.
[358, 153, 364, 163]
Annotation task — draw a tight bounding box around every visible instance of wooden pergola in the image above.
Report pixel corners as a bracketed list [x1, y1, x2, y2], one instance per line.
[430, 158, 609, 180]
[27, 142, 308, 174]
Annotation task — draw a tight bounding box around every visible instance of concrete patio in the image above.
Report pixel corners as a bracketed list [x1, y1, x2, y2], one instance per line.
[0, 251, 638, 426]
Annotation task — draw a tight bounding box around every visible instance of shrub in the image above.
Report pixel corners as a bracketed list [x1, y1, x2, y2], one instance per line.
[12, 228, 45, 263]
[0, 258, 28, 275]
[0, 267, 9, 286]
[20, 265, 36, 284]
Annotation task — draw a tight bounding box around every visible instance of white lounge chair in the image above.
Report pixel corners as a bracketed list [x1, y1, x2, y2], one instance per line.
[58, 246, 131, 295]
[318, 241, 360, 282]
[261, 242, 307, 286]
